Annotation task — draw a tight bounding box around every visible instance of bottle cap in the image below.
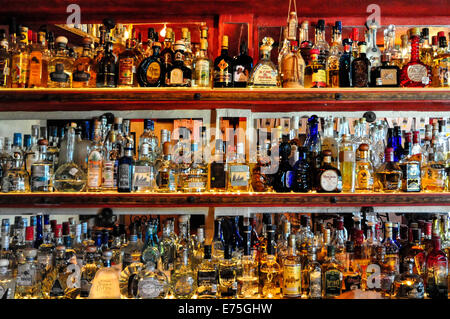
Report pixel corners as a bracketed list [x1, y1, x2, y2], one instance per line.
[358, 143, 369, 151]
[37, 138, 49, 146]
[55, 36, 68, 45]
[335, 21, 342, 32]
[222, 35, 229, 48]
[437, 31, 445, 38]
[409, 27, 420, 37]
[82, 37, 92, 46]
[13, 133, 22, 146]
[310, 48, 320, 55]
[25, 226, 34, 241]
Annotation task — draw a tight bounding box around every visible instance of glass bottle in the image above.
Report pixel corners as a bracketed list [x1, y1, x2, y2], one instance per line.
[131, 260, 169, 299]
[218, 245, 238, 299]
[47, 36, 73, 88]
[342, 241, 362, 292]
[117, 39, 138, 87]
[159, 219, 176, 278]
[383, 222, 400, 275]
[27, 30, 46, 88]
[355, 143, 374, 192]
[227, 142, 250, 192]
[399, 134, 422, 192]
[193, 38, 212, 87]
[431, 36, 450, 87]
[72, 37, 97, 88]
[213, 35, 233, 87]
[425, 236, 448, 299]
[122, 234, 141, 271]
[10, 26, 30, 88]
[299, 21, 313, 66]
[292, 146, 312, 193]
[0, 258, 15, 299]
[166, 40, 192, 87]
[96, 41, 117, 88]
[0, 30, 11, 88]
[392, 258, 424, 299]
[184, 141, 208, 192]
[1, 152, 30, 193]
[259, 229, 281, 299]
[30, 138, 53, 192]
[171, 248, 197, 299]
[279, 40, 305, 88]
[422, 146, 447, 192]
[339, 134, 355, 193]
[420, 28, 434, 67]
[302, 247, 322, 299]
[399, 226, 425, 276]
[374, 147, 402, 192]
[237, 226, 259, 299]
[14, 248, 41, 299]
[87, 122, 103, 192]
[331, 217, 347, 266]
[400, 27, 432, 87]
[312, 19, 329, 65]
[326, 23, 344, 88]
[89, 250, 121, 299]
[133, 142, 156, 193]
[304, 48, 326, 88]
[232, 41, 253, 87]
[316, 150, 342, 193]
[282, 234, 301, 298]
[322, 245, 343, 298]
[339, 39, 352, 87]
[117, 145, 134, 193]
[196, 245, 218, 299]
[351, 41, 370, 87]
[137, 41, 163, 87]
[370, 52, 400, 87]
[160, 28, 174, 84]
[156, 142, 177, 192]
[52, 124, 87, 192]
[321, 116, 338, 167]
[273, 134, 294, 192]
[365, 21, 382, 78]
[248, 37, 278, 87]
[141, 224, 160, 268]
[79, 245, 100, 298]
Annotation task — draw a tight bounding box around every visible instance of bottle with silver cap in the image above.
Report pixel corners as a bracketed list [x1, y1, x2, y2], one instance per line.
[15, 248, 41, 299]
[48, 36, 73, 88]
[171, 247, 197, 299]
[1, 151, 30, 193]
[89, 250, 120, 299]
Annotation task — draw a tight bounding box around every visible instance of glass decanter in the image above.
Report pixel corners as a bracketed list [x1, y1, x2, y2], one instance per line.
[248, 37, 278, 87]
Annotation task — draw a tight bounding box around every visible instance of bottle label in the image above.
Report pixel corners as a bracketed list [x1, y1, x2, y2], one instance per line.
[379, 68, 397, 86]
[215, 59, 232, 84]
[73, 64, 91, 83]
[320, 170, 339, 191]
[88, 155, 102, 188]
[210, 162, 226, 189]
[187, 181, 206, 189]
[170, 68, 184, 85]
[407, 64, 428, 83]
[229, 165, 250, 187]
[11, 53, 29, 84]
[324, 269, 342, 296]
[435, 60, 449, 86]
[357, 168, 372, 190]
[17, 263, 36, 286]
[252, 64, 277, 86]
[158, 171, 176, 191]
[118, 58, 134, 85]
[102, 161, 115, 188]
[133, 166, 153, 188]
[138, 277, 165, 298]
[283, 264, 301, 295]
[118, 164, 131, 188]
[28, 51, 43, 86]
[31, 165, 51, 189]
[402, 162, 421, 192]
[234, 64, 249, 83]
[312, 69, 326, 86]
[343, 273, 361, 291]
[309, 270, 322, 298]
[50, 63, 70, 83]
[197, 269, 218, 289]
[195, 60, 210, 86]
[146, 62, 161, 84]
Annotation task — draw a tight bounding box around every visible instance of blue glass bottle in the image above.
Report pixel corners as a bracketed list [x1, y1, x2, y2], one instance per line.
[273, 134, 294, 192]
[34, 215, 43, 248]
[394, 126, 404, 162]
[304, 115, 321, 188]
[137, 42, 164, 87]
[339, 39, 352, 87]
[387, 128, 397, 157]
[292, 147, 312, 192]
[118, 146, 134, 192]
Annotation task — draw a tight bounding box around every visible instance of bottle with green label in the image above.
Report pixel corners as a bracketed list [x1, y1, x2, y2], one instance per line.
[322, 245, 343, 298]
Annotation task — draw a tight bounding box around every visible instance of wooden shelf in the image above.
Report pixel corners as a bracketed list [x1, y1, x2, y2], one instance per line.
[0, 88, 449, 112]
[0, 192, 449, 208]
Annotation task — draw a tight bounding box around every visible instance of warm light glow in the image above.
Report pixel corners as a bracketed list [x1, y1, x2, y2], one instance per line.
[160, 24, 167, 38]
[124, 30, 130, 40]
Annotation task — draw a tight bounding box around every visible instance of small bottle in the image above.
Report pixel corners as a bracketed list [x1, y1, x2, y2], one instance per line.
[156, 142, 177, 193]
[431, 36, 450, 87]
[213, 35, 233, 87]
[14, 248, 41, 299]
[351, 41, 370, 87]
[0, 30, 11, 88]
[322, 245, 343, 298]
[1, 152, 30, 193]
[292, 147, 312, 193]
[165, 40, 192, 87]
[0, 259, 15, 299]
[370, 52, 400, 87]
[272, 134, 294, 192]
[392, 258, 424, 299]
[47, 36, 73, 88]
[193, 39, 212, 88]
[303, 247, 322, 299]
[227, 142, 250, 192]
[72, 37, 97, 88]
[374, 147, 402, 193]
[117, 145, 134, 193]
[248, 37, 278, 87]
[89, 250, 121, 299]
[316, 150, 342, 193]
[305, 48, 326, 88]
[197, 245, 218, 299]
[339, 38, 352, 87]
[355, 143, 374, 192]
[279, 40, 305, 88]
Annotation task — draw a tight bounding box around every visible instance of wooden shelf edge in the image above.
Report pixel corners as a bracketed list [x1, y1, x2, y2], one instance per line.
[0, 192, 449, 208]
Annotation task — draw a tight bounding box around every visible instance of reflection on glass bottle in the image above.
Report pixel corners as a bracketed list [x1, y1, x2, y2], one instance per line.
[14, 248, 40, 299]
[171, 248, 197, 299]
[89, 250, 121, 299]
[249, 37, 278, 88]
[135, 261, 169, 299]
[197, 245, 218, 299]
[219, 245, 238, 298]
[2, 152, 30, 193]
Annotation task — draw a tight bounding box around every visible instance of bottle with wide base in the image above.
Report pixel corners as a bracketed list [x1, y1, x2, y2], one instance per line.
[89, 250, 121, 299]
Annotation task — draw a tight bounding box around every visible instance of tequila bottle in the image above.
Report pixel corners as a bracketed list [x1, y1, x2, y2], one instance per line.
[72, 37, 97, 88]
[322, 245, 343, 298]
[171, 248, 197, 299]
[237, 226, 259, 299]
[52, 124, 87, 192]
[79, 245, 100, 298]
[316, 150, 342, 193]
[213, 35, 233, 87]
[419, 28, 434, 67]
[248, 37, 278, 87]
[122, 234, 141, 270]
[133, 142, 156, 193]
[160, 219, 176, 278]
[117, 145, 134, 193]
[305, 48, 326, 88]
[250, 140, 272, 192]
[299, 21, 313, 66]
[339, 39, 352, 87]
[0, 259, 15, 299]
[96, 41, 117, 88]
[282, 234, 302, 298]
[118, 39, 138, 87]
[351, 41, 370, 87]
[302, 247, 322, 299]
[141, 223, 160, 268]
[89, 250, 121, 299]
[365, 21, 381, 78]
[355, 143, 374, 192]
[10, 26, 30, 88]
[47, 36, 73, 88]
[421, 146, 446, 192]
[232, 41, 253, 87]
[273, 134, 294, 192]
[156, 142, 177, 192]
[425, 236, 448, 299]
[197, 245, 218, 299]
[87, 122, 104, 192]
[392, 258, 424, 299]
[339, 134, 355, 193]
[160, 28, 174, 84]
[219, 245, 238, 298]
[209, 139, 227, 192]
[135, 261, 169, 299]
[227, 143, 250, 192]
[312, 19, 330, 65]
[137, 41, 164, 87]
[119, 252, 145, 299]
[400, 28, 432, 87]
[0, 30, 10, 88]
[279, 40, 305, 88]
[259, 228, 281, 298]
[370, 52, 400, 87]
[383, 222, 400, 275]
[399, 227, 425, 276]
[1, 152, 30, 193]
[28, 30, 47, 88]
[165, 40, 191, 87]
[184, 141, 208, 192]
[193, 39, 212, 87]
[374, 148, 402, 192]
[431, 36, 450, 87]
[326, 22, 344, 88]
[342, 241, 362, 292]
[14, 248, 41, 299]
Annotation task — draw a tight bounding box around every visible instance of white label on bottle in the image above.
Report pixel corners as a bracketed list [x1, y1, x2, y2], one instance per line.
[138, 277, 164, 299]
[187, 181, 205, 189]
[320, 170, 339, 191]
[234, 65, 249, 83]
[229, 165, 250, 187]
[102, 161, 115, 188]
[170, 69, 184, 84]
[17, 264, 36, 286]
[31, 165, 50, 188]
[69, 167, 78, 176]
[133, 166, 152, 187]
[407, 64, 427, 83]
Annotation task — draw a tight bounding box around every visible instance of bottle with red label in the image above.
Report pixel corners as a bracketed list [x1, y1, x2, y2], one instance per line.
[305, 48, 326, 88]
[118, 39, 138, 87]
[400, 27, 432, 87]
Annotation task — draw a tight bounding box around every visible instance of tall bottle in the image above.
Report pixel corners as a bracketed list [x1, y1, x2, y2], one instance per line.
[351, 41, 370, 87]
[193, 39, 212, 88]
[96, 41, 117, 88]
[322, 245, 343, 298]
[339, 134, 355, 193]
[259, 229, 281, 299]
[165, 41, 192, 87]
[233, 42, 253, 87]
[280, 41, 305, 88]
[30, 139, 53, 192]
[299, 21, 313, 66]
[72, 37, 97, 88]
[312, 19, 329, 65]
[425, 236, 448, 299]
[227, 142, 250, 192]
[355, 143, 374, 192]
[273, 134, 294, 192]
[28, 30, 47, 88]
[326, 22, 344, 88]
[117, 145, 134, 193]
[0, 29, 11, 88]
[160, 28, 174, 85]
[87, 123, 104, 192]
[118, 39, 138, 87]
[282, 234, 302, 298]
[10, 26, 30, 88]
[213, 36, 233, 87]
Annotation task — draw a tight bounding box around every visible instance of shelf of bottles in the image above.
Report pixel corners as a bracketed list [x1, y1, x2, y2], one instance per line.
[0, 210, 449, 299]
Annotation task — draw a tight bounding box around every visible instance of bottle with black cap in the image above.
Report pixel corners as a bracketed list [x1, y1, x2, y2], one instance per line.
[219, 244, 237, 298]
[237, 225, 259, 298]
[343, 240, 362, 292]
[259, 225, 281, 298]
[322, 245, 343, 298]
[197, 245, 218, 299]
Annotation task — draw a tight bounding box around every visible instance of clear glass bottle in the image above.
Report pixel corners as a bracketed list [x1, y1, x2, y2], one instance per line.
[392, 258, 424, 299]
[342, 241, 362, 292]
[47, 36, 73, 88]
[89, 250, 121, 299]
[79, 245, 100, 298]
[122, 234, 141, 271]
[0, 258, 15, 299]
[171, 248, 197, 299]
[374, 147, 402, 192]
[383, 222, 400, 275]
[219, 245, 238, 298]
[237, 225, 259, 299]
[193, 38, 212, 88]
[119, 252, 145, 299]
[227, 142, 250, 192]
[14, 248, 41, 299]
[312, 19, 330, 65]
[30, 139, 53, 192]
[141, 224, 160, 268]
[1, 152, 30, 193]
[282, 234, 302, 298]
[135, 260, 169, 299]
[302, 247, 322, 299]
[326, 22, 344, 88]
[422, 146, 447, 192]
[156, 142, 177, 192]
[339, 134, 355, 193]
[248, 37, 278, 87]
[87, 122, 104, 192]
[52, 124, 87, 192]
[259, 227, 281, 299]
[133, 141, 156, 193]
[159, 219, 176, 279]
[184, 141, 208, 192]
[355, 143, 374, 192]
[196, 245, 218, 299]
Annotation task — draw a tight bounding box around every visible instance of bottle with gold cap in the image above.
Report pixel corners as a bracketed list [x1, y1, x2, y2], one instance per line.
[214, 35, 233, 87]
[193, 38, 211, 87]
[137, 41, 164, 87]
[248, 37, 278, 88]
[400, 27, 432, 87]
[11, 26, 30, 88]
[160, 27, 174, 84]
[181, 28, 193, 70]
[166, 40, 191, 87]
[431, 35, 450, 87]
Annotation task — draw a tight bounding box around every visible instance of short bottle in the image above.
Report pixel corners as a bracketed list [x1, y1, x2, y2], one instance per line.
[248, 37, 278, 88]
[0, 259, 15, 299]
[48, 36, 73, 88]
[137, 42, 164, 87]
[171, 248, 197, 299]
[165, 41, 192, 87]
[392, 258, 424, 299]
[193, 39, 212, 88]
[292, 147, 312, 192]
[89, 250, 121, 299]
[72, 37, 97, 88]
[196, 245, 218, 299]
[370, 52, 400, 87]
[80, 246, 100, 298]
[135, 261, 169, 299]
[30, 139, 53, 192]
[219, 245, 238, 298]
[304, 48, 326, 88]
[425, 236, 448, 299]
[14, 248, 41, 299]
[316, 150, 343, 193]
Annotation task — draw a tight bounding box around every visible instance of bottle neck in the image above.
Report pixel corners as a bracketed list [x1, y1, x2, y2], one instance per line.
[410, 35, 420, 63]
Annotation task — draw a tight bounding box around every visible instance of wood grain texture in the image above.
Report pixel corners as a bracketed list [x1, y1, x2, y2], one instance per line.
[0, 192, 449, 208]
